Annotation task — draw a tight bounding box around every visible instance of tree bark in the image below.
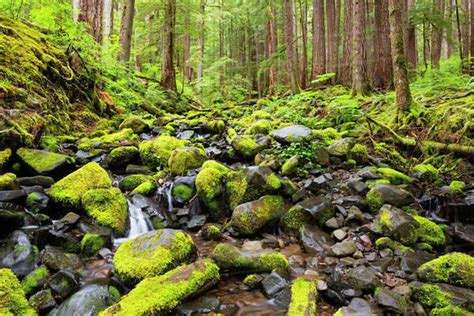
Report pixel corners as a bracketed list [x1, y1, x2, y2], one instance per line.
[161, 0, 177, 90]
[389, 0, 412, 117]
[197, 0, 206, 82]
[470, 0, 474, 74]
[73, 0, 80, 22]
[352, 0, 369, 95]
[103, 0, 114, 46]
[406, 0, 417, 72]
[338, 0, 353, 85]
[327, 0, 338, 76]
[374, 0, 393, 90]
[285, 0, 299, 93]
[431, 0, 444, 68]
[265, 1, 278, 93]
[462, 0, 470, 59]
[312, 0, 326, 80]
[78, 0, 104, 44]
[119, 0, 135, 63]
[299, 0, 309, 89]
[184, 12, 194, 81]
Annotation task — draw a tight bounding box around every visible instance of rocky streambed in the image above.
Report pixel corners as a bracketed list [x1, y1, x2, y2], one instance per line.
[0, 112, 473, 315]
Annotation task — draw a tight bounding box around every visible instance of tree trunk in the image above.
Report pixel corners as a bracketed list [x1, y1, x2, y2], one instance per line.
[462, 0, 470, 59]
[352, 0, 369, 95]
[184, 12, 194, 81]
[197, 0, 206, 82]
[327, 0, 338, 76]
[374, 0, 393, 90]
[312, 0, 326, 80]
[284, 0, 299, 93]
[431, 0, 444, 68]
[119, 0, 135, 63]
[219, 0, 225, 87]
[78, 0, 104, 44]
[406, 0, 417, 73]
[103, 0, 114, 47]
[161, 0, 177, 90]
[471, 0, 474, 74]
[389, 0, 412, 117]
[299, 0, 308, 89]
[265, 1, 278, 93]
[338, 0, 353, 85]
[73, 0, 80, 21]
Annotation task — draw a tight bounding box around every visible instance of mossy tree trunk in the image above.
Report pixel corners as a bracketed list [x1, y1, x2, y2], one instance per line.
[119, 0, 135, 64]
[374, 0, 393, 90]
[78, 0, 104, 44]
[161, 0, 177, 91]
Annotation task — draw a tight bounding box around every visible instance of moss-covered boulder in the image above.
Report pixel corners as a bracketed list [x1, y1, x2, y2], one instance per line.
[204, 119, 226, 134]
[349, 144, 369, 164]
[281, 155, 299, 176]
[375, 168, 414, 185]
[82, 188, 128, 236]
[80, 234, 105, 258]
[413, 163, 439, 182]
[17, 148, 75, 179]
[373, 205, 420, 245]
[288, 278, 318, 316]
[139, 136, 186, 169]
[113, 229, 197, 284]
[417, 253, 474, 288]
[231, 135, 268, 159]
[211, 243, 288, 271]
[449, 181, 465, 194]
[0, 148, 12, 172]
[413, 215, 445, 247]
[78, 129, 136, 151]
[168, 147, 207, 175]
[375, 237, 412, 253]
[230, 195, 287, 235]
[172, 184, 194, 204]
[366, 184, 414, 212]
[106, 146, 139, 169]
[411, 281, 474, 312]
[195, 161, 230, 219]
[48, 162, 112, 211]
[327, 138, 352, 157]
[281, 196, 334, 231]
[21, 265, 50, 296]
[118, 174, 153, 192]
[246, 120, 272, 135]
[130, 180, 157, 196]
[0, 268, 36, 315]
[0, 173, 18, 190]
[119, 116, 148, 134]
[100, 259, 219, 316]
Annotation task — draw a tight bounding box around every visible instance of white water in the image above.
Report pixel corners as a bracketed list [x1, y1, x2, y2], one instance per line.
[113, 200, 151, 246]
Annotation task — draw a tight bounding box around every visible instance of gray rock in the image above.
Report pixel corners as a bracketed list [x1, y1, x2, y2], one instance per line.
[347, 266, 380, 291]
[29, 289, 56, 314]
[294, 196, 335, 226]
[327, 138, 352, 157]
[300, 224, 334, 254]
[400, 250, 435, 274]
[375, 288, 407, 314]
[271, 125, 312, 144]
[0, 231, 38, 278]
[47, 270, 80, 300]
[370, 184, 414, 209]
[328, 240, 357, 257]
[42, 246, 82, 272]
[373, 205, 419, 245]
[0, 190, 26, 203]
[17, 176, 55, 188]
[262, 271, 288, 297]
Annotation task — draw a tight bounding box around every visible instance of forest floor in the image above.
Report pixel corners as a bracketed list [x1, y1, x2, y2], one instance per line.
[1, 16, 474, 316]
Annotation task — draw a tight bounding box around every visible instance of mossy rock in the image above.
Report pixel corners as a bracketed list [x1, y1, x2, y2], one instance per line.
[82, 188, 128, 236]
[327, 138, 352, 157]
[231, 135, 267, 159]
[21, 265, 50, 296]
[375, 168, 414, 185]
[413, 164, 439, 182]
[78, 129, 136, 151]
[130, 180, 157, 196]
[413, 215, 445, 247]
[80, 234, 105, 258]
[106, 146, 139, 169]
[366, 184, 414, 212]
[139, 136, 186, 169]
[373, 205, 420, 245]
[48, 162, 112, 211]
[230, 195, 287, 235]
[288, 278, 318, 316]
[0, 268, 36, 315]
[375, 237, 412, 253]
[211, 243, 288, 271]
[411, 281, 474, 312]
[0, 148, 12, 172]
[0, 173, 18, 190]
[16, 148, 75, 179]
[113, 229, 197, 284]
[281, 155, 299, 176]
[100, 259, 220, 316]
[168, 147, 207, 175]
[246, 120, 272, 135]
[119, 174, 154, 192]
[449, 181, 465, 194]
[195, 163, 229, 219]
[417, 253, 474, 288]
[349, 143, 369, 164]
[119, 116, 148, 133]
[282, 196, 334, 231]
[204, 120, 226, 134]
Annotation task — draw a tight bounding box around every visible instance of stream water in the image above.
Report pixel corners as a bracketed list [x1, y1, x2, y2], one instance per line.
[113, 199, 151, 246]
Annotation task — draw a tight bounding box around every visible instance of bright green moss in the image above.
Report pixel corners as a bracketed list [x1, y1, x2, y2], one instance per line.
[82, 188, 128, 236]
[281, 155, 299, 176]
[288, 278, 317, 316]
[449, 181, 465, 194]
[412, 284, 451, 308]
[349, 143, 369, 164]
[21, 265, 49, 296]
[211, 243, 288, 271]
[201, 160, 230, 174]
[0, 148, 12, 170]
[312, 128, 340, 145]
[366, 179, 391, 188]
[375, 168, 414, 185]
[119, 174, 153, 192]
[48, 162, 112, 210]
[367, 188, 383, 212]
[0, 173, 17, 190]
[131, 180, 157, 196]
[224, 170, 248, 210]
[106, 146, 139, 169]
[113, 230, 196, 284]
[78, 129, 136, 151]
[413, 216, 446, 247]
[431, 305, 472, 316]
[196, 167, 226, 218]
[243, 274, 259, 287]
[207, 120, 225, 134]
[119, 116, 148, 133]
[375, 237, 412, 253]
[246, 120, 272, 135]
[0, 268, 36, 316]
[172, 185, 194, 201]
[204, 225, 221, 240]
[417, 253, 474, 288]
[100, 259, 220, 316]
[80, 234, 104, 258]
[231, 135, 264, 159]
[252, 110, 273, 120]
[413, 164, 439, 182]
[281, 205, 312, 232]
[17, 147, 74, 175]
[168, 147, 207, 175]
[139, 136, 186, 169]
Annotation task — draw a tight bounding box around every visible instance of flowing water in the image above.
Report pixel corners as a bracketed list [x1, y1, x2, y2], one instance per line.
[113, 199, 151, 246]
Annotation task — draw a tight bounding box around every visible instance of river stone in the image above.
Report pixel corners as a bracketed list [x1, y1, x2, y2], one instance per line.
[373, 205, 419, 245]
[271, 125, 312, 144]
[46, 270, 80, 300]
[29, 289, 56, 314]
[367, 184, 414, 211]
[177, 296, 220, 315]
[0, 231, 38, 278]
[17, 176, 55, 188]
[42, 246, 82, 272]
[113, 229, 197, 284]
[347, 266, 380, 291]
[400, 250, 435, 274]
[54, 284, 120, 316]
[16, 148, 75, 180]
[0, 204, 25, 237]
[292, 196, 335, 227]
[328, 240, 357, 257]
[327, 138, 352, 157]
[0, 190, 26, 203]
[375, 287, 407, 314]
[262, 270, 289, 297]
[300, 224, 335, 254]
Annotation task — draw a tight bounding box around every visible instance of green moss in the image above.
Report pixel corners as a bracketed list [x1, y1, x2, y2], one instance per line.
[48, 162, 112, 210]
[281, 205, 312, 232]
[82, 188, 128, 235]
[246, 120, 272, 135]
[21, 265, 49, 296]
[131, 180, 157, 196]
[375, 237, 412, 253]
[375, 168, 414, 185]
[366, 179, 391, 188]
[0, 268, 36, 316]
[78, 129, 136, 151]
[417, 253, 474, 288]
[17, 147, 74, 175]
[172, 185, 194, 201]
[231, 135, 265, 159]
[0, 148, 12, 170]
[413, 164, 439, 182]
[113, 230, 196, 284]
[243, 274, 259, 287]
[252, 110, 273, 120]
[0, 173, 17, 190]
[139, 136, 186, 169]
[211, 243, 288, 271]
[288, 278, 317, 316]
[412, 284, 451, 308]
[449, 181, 465, 194]
[413, 215, 446, 247]
[201, 160, 230, 174]
[80, 234, 105, 258]
[374, 142, 408, 168]
[168, 147, 207, 175]
[196, 167, 227, 218]
[349, 143, 369, 164]
[100, 259, 220, 316]
[281, 155, 299, 176]
[204, 225, 221, 240]
[367, 188, 384, 212]
[108, 286, 121, 303]
[106, 146, 139, 169]
[119, 174, 153, 192]
[207, 120, 226, 134]
[312, 128, 340, 145]
[431, 305, 472, 316]
[119, 116, 148, 133]
[225, 170, 248, 210]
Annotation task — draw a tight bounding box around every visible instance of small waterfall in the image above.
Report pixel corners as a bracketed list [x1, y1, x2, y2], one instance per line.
[113, 199, 152, 246]
[167, 183, 174, 215]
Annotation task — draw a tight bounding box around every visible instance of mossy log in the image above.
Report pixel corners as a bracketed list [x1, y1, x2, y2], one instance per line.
[366, 117, 474, 156]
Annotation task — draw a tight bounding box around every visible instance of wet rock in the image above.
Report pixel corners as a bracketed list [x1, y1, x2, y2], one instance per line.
[101, 260, 220, 315]
[46, 270, 80, 301]
[125, 164, 152, 175]
[113, 229, 197, 284]
[372, 205, 419, 245]
[0, 189, 26, 203]
[271, 125, 312, 144]
[42, 246, 82, 272]
[375, 287, 407, 314]
[211, 242, 288, 272]
[172, 176, 196, 205]
[314, 147, 330, 166]
[17, 175, 55, 188]
[46, 230, 81, 254]
[29, 289, 56, 313]
[0, 231, 38, 278]
[21, 265, 50, 296]
[454, 224, 474, 247]
[417, 252, 474, 288]
[0, 205, 25, 237]
[54, 284, 120, 316]
[370, 257, 393, 273]
[262, 270, 288, 297]
[327, 138, 352, 157]
[347, 266, 380, 291]
[187, 215, 207, 230]
[177, 295, 220, 315]
[25, 192, 49, 213]
[300, 224, 334, 254]
[16, 148, 75, 179]
[367, 184, 414, 211]
[328, 240, 357, 257]
[54, 212, 81, 231]
[283, 196, 335, 231]
[400, 250, 435, 274]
